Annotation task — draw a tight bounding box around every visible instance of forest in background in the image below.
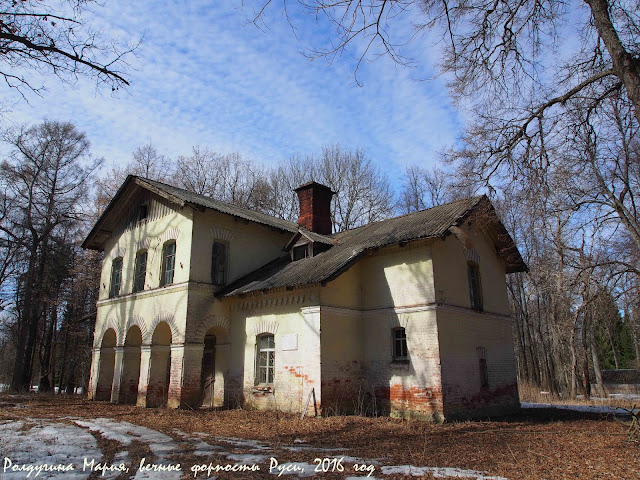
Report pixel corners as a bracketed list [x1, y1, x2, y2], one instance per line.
[0, 121, 637, 399]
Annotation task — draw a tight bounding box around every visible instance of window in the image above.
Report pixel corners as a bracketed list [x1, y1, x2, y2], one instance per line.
[255, 334, 275, 385]
[161, 241, 176, 286]
[467, 261, 483, 311]
[137, 203, 148, 222]
[211, 241, 228, 286]
[477, 347, 489, 390]
[292, 244, 308, 261]
[392, 327, 408, 361]
[133, 250, 147, 293]
[109, 257, 123, 298]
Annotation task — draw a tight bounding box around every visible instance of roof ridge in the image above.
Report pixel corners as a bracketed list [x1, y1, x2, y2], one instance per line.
[331, 195, 484, 238]
[136, 176, 299, 231]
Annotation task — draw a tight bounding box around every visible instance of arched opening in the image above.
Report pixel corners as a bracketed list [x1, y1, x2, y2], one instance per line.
[200, 326, 229, 408]
[96, 329, 116, 401]
[200, 333, 216, 408]
[120, 326, 142, 404]
[148, 322, 172, 407]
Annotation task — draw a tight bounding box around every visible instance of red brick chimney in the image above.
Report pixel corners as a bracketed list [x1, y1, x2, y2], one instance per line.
[294, 182, 335, 235]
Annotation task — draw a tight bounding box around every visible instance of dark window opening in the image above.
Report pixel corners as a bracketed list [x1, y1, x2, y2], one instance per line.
[392, 327, 408, 361]
[133, 250, 147, 293]
[477, 346, 489, 390]
[211, 241, 228, 286]
[467, 261, 483, 311]
[292, 244, 308, 261]
[109, 257, 123, 298]
[137, 203, 148, 222]
[161, 241, 176, 286]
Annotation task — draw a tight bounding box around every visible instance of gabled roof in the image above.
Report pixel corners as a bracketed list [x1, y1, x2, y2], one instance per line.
[83, 175, 298, 250]
[283, 227, 335, 251]
[218, 196, 527, 297]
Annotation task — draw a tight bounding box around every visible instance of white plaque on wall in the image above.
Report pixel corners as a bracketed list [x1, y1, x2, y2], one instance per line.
[281, 334, 298, 351]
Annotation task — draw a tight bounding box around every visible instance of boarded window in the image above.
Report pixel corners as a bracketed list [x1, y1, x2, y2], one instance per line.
[477, 346, 489, 389]
[467, 262, 483, 311]
[161, 241, 176, 286]
[133, 250, 147, 293]
[392, 327, 408, 360]
[211, 241, 228, 286]
[256, 334, 275, 384]
[109, 257, 123, 298]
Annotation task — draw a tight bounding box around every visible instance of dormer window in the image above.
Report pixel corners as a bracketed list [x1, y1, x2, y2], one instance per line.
[292, 244, 309, 261]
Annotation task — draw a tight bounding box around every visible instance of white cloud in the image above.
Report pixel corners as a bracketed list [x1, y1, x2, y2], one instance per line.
[1, 0, 463, 185]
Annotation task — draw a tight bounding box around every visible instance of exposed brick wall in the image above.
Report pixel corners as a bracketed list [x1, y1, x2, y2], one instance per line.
[294, 182, 334, 235]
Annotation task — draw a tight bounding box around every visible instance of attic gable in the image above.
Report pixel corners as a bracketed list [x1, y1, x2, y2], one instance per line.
[83, 176, 185, 251]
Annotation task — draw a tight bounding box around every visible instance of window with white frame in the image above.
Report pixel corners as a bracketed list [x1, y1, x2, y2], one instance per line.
[161, 241, 176, 286]
[392, 327, 408, 361]
[255, 334, 275, 385]
[109, 257, 123, 298]
[133, 250, 147, 293]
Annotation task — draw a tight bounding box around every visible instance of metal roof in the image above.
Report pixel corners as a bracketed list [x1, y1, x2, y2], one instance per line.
[83, 175, 298, 250]
[219, 196, 526, 297]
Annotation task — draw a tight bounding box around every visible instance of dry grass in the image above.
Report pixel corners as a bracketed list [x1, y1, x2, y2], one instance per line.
[0, 393, 638, 480]
[518, 380, 639, 407]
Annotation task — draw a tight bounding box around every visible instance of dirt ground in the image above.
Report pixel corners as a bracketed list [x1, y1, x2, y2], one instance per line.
[0, 394, 638, 480]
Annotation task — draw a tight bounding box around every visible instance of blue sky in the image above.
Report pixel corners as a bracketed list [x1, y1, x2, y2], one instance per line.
[3, 0, 463, 186]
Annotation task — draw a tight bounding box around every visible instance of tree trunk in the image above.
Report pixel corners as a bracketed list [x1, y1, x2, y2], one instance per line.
[585, 0, 640, 126]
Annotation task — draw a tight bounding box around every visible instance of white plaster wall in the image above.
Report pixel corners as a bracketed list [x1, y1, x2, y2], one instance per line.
[432, 225, 511, 315]
[359, 241, 435, 311]
[189, 209, 292, 285]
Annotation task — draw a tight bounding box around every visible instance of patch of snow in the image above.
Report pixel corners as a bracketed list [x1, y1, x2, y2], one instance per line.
[521, 402, 632, 416]
[73, 418, 181, 480]
[225, 453, 270, 464]
[0, 420, 102, 479]
[381, 465, 509, 479]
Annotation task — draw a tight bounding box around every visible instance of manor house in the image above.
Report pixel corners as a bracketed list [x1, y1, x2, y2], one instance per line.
[83, 176, 526, 420]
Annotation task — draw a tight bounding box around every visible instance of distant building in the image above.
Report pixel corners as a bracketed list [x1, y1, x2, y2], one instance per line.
[602, 369, 640, 395]
[83, 176, 526, 420]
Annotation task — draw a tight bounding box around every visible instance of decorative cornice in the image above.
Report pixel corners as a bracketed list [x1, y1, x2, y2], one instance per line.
[109, 247, 126, 260]
[136, 237, 152, 252]
[465, 247, 480, 264]
[210, 227, 234, 243]
[231, 293, 311, 312]
[157, 227, 181, 246]
[253, 320, 278, 336]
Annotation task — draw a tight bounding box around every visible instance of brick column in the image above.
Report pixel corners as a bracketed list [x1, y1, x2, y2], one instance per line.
[167, 343, 204, 409]
[110, 347, 125, 403]
[136, 345, 152, 408]
[87, 348, 101, 401]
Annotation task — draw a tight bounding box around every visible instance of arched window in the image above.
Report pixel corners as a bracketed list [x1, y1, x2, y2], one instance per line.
[133, 250, 148, 293]
[467, 261, 483, 311]
[161, 241, 176, 286]
[255, 334, 275, 385]
[109, 257, 123, 298]
[211, 241, 228, 286]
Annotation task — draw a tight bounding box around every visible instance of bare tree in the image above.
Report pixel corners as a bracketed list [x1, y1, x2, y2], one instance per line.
[400, 165, 452, 213]
[0, 1, 136, 96]
[0, 120, 98, 391]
